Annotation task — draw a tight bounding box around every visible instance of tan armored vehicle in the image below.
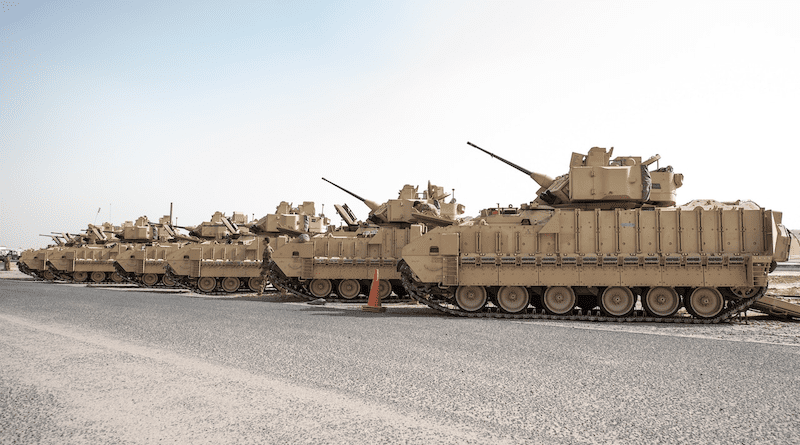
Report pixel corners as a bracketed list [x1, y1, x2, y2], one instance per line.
[44, 218, 179, 284]
[399, 142, 797, 322]
[19, 233, 76, 281]
[113, 215, 196, 287]
[18, 222, 127, 282]
[268, 179, 466, 301]
[164, 204, 329, 294]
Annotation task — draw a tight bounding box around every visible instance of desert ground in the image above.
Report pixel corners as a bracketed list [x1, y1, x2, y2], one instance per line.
[1, 267, 799, 444]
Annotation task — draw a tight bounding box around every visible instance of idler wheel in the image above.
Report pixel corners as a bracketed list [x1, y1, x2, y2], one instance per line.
[142, 273, 159, 287]
[248, 277, 263, 292]
[161, 274, 177, 287]
[600, 286, 635, 317]
[110, 272, 125, 283]
[455, 286, 487, 312]
[309, 279, 333, 298]
[73, 271, 88, 282]
[90, 271, 106, 283]
[688, 287, 724, 318]
[197, 277, 217, 293]
[643, 287, 680, 317]
[337, 279, 360, 299]
[496, 286, 530, 313]
[543, 286, 575, 315]
[221, 277, 240, 293]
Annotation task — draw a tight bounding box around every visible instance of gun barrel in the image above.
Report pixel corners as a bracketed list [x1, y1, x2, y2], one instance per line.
[468, 141, 533, 176]
[322, 177, 367, 203]
[468, 141, 554, 188]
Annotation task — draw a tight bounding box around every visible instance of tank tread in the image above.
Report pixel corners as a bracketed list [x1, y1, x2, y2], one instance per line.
[266, 261, 408, 303]
[163, 263, 265, 296]
[17, 262, 44, 280]
[163, 263, 219, 295]
[399, 262, 763, 324]
[112, 262, 151, 287]
[46, 262, 71, 282]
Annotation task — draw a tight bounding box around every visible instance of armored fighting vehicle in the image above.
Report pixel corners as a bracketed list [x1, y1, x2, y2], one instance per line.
[44, 217, 185, 284]
[268, 179, 466, 301]
[113, 215, 198, 287]
[399, 142, 796, 322]
[18, 222, 126, 282]
[164, 203, 329, 294]
[18, 234, 73, 281]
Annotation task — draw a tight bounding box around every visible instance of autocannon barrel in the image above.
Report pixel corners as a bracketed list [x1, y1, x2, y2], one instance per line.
[468, 142, 555, 188]
[468, 141, 533, 176]
[322, 177, 380, 211]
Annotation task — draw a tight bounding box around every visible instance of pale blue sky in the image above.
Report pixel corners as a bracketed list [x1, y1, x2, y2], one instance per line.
[2, 0, 799, 249]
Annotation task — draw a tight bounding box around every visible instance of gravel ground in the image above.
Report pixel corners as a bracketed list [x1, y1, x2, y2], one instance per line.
[1, 273, 800, 444]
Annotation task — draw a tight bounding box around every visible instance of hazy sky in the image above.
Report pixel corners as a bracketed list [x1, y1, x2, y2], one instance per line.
[2, 0, 798, 249]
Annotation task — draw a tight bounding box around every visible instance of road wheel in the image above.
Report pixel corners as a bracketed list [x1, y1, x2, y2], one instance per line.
[496, 286, 529, 313]
[42, 270, 55, 281]
[73, 271, 88, 282]
[543, 286, 575, 315]
[90, 271, 106, 283]
[600, 286, 635, 317]
[643, 287, 680, 317]
[221, 277, 240, 293]
[110, 272, 125, 283]
[161, 274, 176, 287]
[142, 273, 159, 287]
[197, 277, 217, 293]
[688, 287, 724, 318]
[377, 280, 392, 299]
[248, 277, 263, 292]
[455, 286, 487, 312]
[337, 279, 360, 299]
[309, 279, 333, 298]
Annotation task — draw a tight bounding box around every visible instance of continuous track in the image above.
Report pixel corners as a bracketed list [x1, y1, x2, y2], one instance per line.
[266, 261, 408, 303]
[399, 262, 764, 323]
[162, 263, 265, 296]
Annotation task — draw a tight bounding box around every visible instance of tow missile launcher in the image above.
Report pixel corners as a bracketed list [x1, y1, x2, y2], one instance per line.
[399, 142, 797, 322]
[164, 203, 329, 294]
[268, 179, 466, 301]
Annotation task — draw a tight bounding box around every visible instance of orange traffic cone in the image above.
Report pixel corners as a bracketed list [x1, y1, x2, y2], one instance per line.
[361, 269, 386, 313]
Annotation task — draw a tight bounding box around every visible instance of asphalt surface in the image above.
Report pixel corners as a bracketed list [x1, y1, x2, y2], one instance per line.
[1, 279, 799, 444]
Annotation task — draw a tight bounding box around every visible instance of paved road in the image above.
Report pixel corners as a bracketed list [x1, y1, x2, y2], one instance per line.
[1, 279, 799, 444]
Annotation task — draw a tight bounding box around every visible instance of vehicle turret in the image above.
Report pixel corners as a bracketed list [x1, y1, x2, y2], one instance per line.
[249, 201, 330, 236]
[181, 211, 246, 240]
[323, 178, 466, 228]
[470, 142, 683, 209]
